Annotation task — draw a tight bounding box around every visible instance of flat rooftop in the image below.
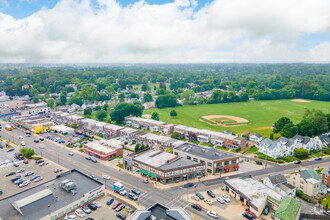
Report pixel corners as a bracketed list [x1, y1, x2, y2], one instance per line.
[133, 150, 177, 168]
[175, 143, 238, 161]
[0, 169, 103, 220]
[225, 178, 282, 211]
[85, 139, 124, 153]
[158, 157, 201, 171]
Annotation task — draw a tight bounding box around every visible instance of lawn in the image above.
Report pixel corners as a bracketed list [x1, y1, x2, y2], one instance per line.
[144, 99, 329, 137]
[320, 195, 330, 207]
[245, 146, 259, 154]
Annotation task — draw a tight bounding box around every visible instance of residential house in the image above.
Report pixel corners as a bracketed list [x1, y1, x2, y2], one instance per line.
[273, 197, 301, 220]
[286, 168, 327, 196]
[321, 166, 330, 187]
[315, 135, 330, 148]
[263, 174, 296, 198]
[291, 134, 319, 152]
[250, 133, 263, 143]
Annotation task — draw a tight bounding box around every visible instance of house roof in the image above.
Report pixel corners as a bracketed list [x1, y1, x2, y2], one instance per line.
[300, 168, 321, 181]
[275, 197, 301, 220]
[322, 167, 330, 175]
[133, 150, 177, 168]
[252, 133, 262, 138]
[318, 135, 330, 147]
[158, 157, 201, 171]
[268, 174, 287, 185]
[292, 134, 311, 144]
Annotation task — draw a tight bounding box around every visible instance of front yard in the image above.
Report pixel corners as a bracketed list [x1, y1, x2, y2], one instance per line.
[319, 195, 330, 208]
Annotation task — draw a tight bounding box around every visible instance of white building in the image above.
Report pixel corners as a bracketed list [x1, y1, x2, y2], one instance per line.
[263, 174, 296, 198]
[250, 133, 263, 143]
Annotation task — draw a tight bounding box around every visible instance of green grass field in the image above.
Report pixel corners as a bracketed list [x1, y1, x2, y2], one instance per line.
[144, 99, 329, 137]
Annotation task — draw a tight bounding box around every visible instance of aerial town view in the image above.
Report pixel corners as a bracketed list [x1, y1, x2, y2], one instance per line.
[0, 0, 329, 220]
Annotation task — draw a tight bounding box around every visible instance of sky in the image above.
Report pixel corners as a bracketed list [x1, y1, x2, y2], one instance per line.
[0, 0, 329, 63]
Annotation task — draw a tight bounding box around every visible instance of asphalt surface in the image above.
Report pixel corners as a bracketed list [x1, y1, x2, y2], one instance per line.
[1, 124, 329, 220]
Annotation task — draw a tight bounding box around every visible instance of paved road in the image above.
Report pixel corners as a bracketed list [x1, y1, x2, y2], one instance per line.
[1, 125, 329, 220]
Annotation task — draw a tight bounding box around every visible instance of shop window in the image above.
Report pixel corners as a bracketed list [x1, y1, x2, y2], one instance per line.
[224, 161, 229, 165]
[231, 160, 236, 164]
[187, 156, 191, 160]
[149, 169, 155, 173]
[216, 162, 222, 167]
[200, 160, 205, 164]
[193, 158, 198, 162]
[207, 169, 212, 173]
[207, 162, 212, 167]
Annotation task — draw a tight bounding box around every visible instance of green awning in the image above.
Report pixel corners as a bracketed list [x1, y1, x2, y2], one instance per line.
[139, 170, 156, 178]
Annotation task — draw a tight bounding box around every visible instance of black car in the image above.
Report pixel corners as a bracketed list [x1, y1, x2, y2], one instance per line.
[207, 190, 216, 198]
[242, 212, 254, 220]
[7, 148, 14, 152]
[11, 175, 21, 182]
[106, 198, 115, 205]
[40, 138, 44, 141]
[132, 188, 141, 195]
[191, 204, 202, 211]
[184, 183, 194, 188]
[315, 157, 322, 161]
[34, 139, 39, 143]
[6, 171, 16, 177]
[294, 160, 301, 164]
[116, 212, 126, 219]
[88, 203, 97, 210]
[86, 218, 95, 220]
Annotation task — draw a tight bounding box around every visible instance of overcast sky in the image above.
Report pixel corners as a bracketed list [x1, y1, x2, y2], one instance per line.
[0, 0, 329, 63]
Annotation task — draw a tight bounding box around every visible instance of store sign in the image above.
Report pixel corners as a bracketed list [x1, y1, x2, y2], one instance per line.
[124, 157, 131, 162]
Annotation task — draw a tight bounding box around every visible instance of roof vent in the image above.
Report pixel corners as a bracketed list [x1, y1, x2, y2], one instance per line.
[48, 204, 50, 207]
[177, 163, 181, 166]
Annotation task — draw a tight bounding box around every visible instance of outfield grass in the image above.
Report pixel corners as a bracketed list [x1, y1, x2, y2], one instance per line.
[144, 99, 329, 137]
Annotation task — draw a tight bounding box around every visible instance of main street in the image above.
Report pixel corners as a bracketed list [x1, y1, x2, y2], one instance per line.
[1, 125, 329, 220]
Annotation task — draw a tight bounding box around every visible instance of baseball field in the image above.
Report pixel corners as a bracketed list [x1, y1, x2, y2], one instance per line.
[144, 99, 329, 137]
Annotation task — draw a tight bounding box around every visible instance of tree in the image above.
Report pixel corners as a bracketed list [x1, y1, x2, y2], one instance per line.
[274, 117, 293, 133]
[96, 110, 107, 121]
[182, 90, 195, 105]
[103, 104, 109, 111]
[66, 86, 75, 93]
[84, 108, 92, 116]
[170, 110, 177, 117]
[60, 93, 67, 105]
[94, 105, 101, 111]
[110, 103, 143, 124]
[151, 112, 159, 121]
[239, 92, 249, 102]
[81, 85, 99, 103]
[294, 148, 309, 159]
[141, 84, 149, 92]
[135, 144, 140, 152]
[118, 79, 126, 90]
[159, 82, 167, 90]
[270, 132, 274, 140]
[143, 93, 153, 102]
[104, 86, 115, 100]
[20, 147, 35, 159]
[171, 132, 181, 140]
[155, 93, 177, 108]
[33, 96, 39, 103]
[118, 93, 125, 99]
[47, 98, 55, 109]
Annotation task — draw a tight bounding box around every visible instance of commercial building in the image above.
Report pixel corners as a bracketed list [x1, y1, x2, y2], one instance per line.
[51, 125, 75, 135]
[123, 149, 205, 184]
[84, 139, 124, 160]
[0, 169, 105, 220]
[173, 143, 239, 175]
[11, 114, 53, 133]
[130, 202, 191, 220]
[286, 168, 327, 196]
[224, 177, 283, 217]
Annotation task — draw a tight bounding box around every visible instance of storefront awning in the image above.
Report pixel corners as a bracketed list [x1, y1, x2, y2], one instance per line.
[224, 167, 230, 171]
[139, 170, 157, 178]
[84, 148, 117, 158]
[233, 165, 239, 169]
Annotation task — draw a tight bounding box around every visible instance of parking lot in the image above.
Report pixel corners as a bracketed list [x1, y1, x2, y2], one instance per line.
[59, 192, 136, 220]
[0, 147, 20, 168]
[0, 156, 67, 198]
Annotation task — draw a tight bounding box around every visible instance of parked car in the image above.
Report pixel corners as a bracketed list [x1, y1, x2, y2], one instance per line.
[34, 139, 39, 143]
[40, 145, 45, 149]
[33, 176, 43, 182]
[40, 138, 44, 141]
[294, 160, 301, 164]
[106, 198, 115, 205]
[20, 142, 25, 146]
[7, 148, 14, 152]
[0, 190, 2, 195]
[74, 209, 86, 218]
[30, 175, 41, 181]
[128, 193, 138, 201]
[308, 158, 315, 162]
[40, 162, 49, 167]
[54, 168, 63, 173]
[85, 157, 91, 160]
[191, 195, 200, 201]
[116, 212, 126, 219]
[141, 178, 148, 184]
[19, 180, 30, 188]
[6, 171, 16, 177]
[207, 190, 216, 198]
[184, 183, 194, 188]
[112, 202, 122, 209]
[191, 204, 202, 210]
[91, 159, 97, 163]
[323, 210, 330, 216]
[204, 199, 213, 205]
[15, 178, 25, 185]
[19, 136, 23, 139]
[242, 212, 254, 220]
[23, 160, 29, 164]
[132, 188, 141, 195]
[13, 163, 19, 167]
[216, 197, 225, 204]
[206, 211, 219, 219]
[24, 171, 34, 176]
[116, 204, 125, 212]
[11, 175, 21, 182]
[17, 168, 25, 173]
[93, 201, 102, 208]
[82, 205, 91, 214]
[196, 193, 204, 200]
[245, 210, 257, 219]
[68, 152, 74, 156]
[64, 215, 77, 220]
[315, 157, 322, 161]
[88, 203, 97, 210]
[263, 205, 269, 215]
[221, 194, 230, 202]
[35, 159, 44, 164]
[90, 175, 98, 180]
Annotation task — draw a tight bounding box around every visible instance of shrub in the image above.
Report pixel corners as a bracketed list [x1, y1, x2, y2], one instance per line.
[79, 149, 84, 152]
[20, 147, 35, 159]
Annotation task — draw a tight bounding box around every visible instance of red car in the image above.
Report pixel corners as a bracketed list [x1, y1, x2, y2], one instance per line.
[245, 210, 257, 219]
[112, 202, 122, 209]
[191, 204, 202, 211]
[23, 160, 29, 164]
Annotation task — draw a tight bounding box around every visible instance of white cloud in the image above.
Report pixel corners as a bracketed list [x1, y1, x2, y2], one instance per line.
[0, 0, 329, 63]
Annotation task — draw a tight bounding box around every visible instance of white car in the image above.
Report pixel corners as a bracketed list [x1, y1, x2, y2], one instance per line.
[17, 168, 25, 173]
[308, 158, 314, 162]
[119, 189, 127, 196]
[20, 142, 25, 146]
[33, 177, 43, 182]
[64, 215, 77, 220]
[191, 195, 200, 201]
[74, 209, 86, 218]
[204, 199, 213, 205]
[68, 152, 74, 156]
[19, 180, 30, 188]
[19, 136, 23, 139]
[221, 194, 230, 203]
[207, 211, 219, 219]
[103, 175, 111, 180]
[216, 197, 224, 204]
[24, 171, 34, 176]
[40, 145, 45, 149]
[93, 201, 102, 208]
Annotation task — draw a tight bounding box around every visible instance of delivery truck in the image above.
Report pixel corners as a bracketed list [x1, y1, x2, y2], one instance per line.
[113, 182, 127, 196]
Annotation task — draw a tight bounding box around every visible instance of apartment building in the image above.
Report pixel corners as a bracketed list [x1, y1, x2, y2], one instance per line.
[173, 143, 239, 175]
